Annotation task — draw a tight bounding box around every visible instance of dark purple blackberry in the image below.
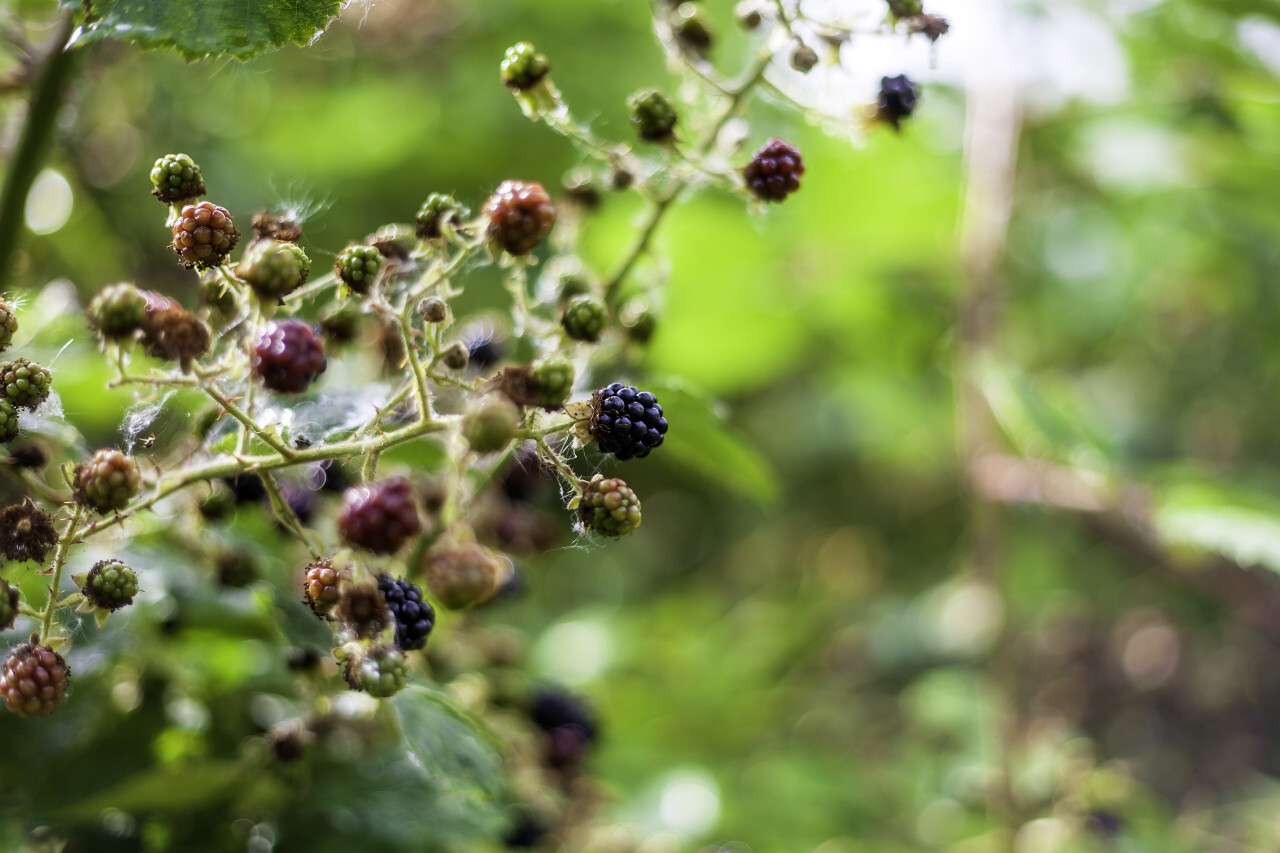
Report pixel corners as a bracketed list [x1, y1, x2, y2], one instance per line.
[376, 574, 436, 651]
[529, 687, 598, 769]
[252, 319, 327, 394]
[338, 478, 421, 554]
[878, 74, 920, 128]
[743, 138, 805, 202]
[588, 383, 667, 461]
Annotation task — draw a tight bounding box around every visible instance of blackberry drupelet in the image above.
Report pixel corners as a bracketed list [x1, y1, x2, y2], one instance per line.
[588, 383, 668, 461]
[376, 574, 436, 651]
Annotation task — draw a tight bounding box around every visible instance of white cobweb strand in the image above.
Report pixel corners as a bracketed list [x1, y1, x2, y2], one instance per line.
[121, 392, 175, 454]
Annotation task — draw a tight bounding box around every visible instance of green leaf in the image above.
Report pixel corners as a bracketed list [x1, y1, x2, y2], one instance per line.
[392, 685, 506, 799]
[1156, 504, 1280, 574]
[66, 0, 344, 61]
[646, 377, 779, 504]
[55, 762, 243, 819]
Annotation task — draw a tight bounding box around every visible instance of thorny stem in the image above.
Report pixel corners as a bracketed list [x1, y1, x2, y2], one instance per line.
[260, 470, 323, 559]
[40, 504, 83, 643]
[536, 438, 583, 495]
[204, 385, 296, 459]
[396, 311, 434, 422]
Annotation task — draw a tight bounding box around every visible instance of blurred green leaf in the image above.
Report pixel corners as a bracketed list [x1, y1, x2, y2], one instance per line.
[1156, 504, 1280, 574]
[56, 762, 242, 819]
[66, 0, 343, 60]
[393, 685, 505, 798]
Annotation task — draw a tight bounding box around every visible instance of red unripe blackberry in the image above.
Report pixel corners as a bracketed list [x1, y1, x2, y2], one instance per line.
[589, 383, 668, 461]
[237, 239, 311, 301]
[0, 358, 51, 411]
[484, 180, 556, 256]
[334, 244, 384, 296]
[0, 296, 17, 354]
[337, 478, 421, 554]
[252, 319, 326, 394]
[171, 201, 240, 269]
[87, 283, 148, 340]
[420, 542, 508, 610]
[150, 153, 206, 204]
[303, 557, 348, 619]
[578, 475, 642, 536]
[0, 501, 57, 563]
[0, 400, 17, 444]
[0, 578, 18, 630]
[75, 448, 141, 513]
[743, 138, 805, 202]
[0, 641, 70, 717]
[81, 558, 139, 611]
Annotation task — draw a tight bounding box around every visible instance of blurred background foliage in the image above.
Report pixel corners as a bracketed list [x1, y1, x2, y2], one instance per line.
[4, 0, 1280, 850]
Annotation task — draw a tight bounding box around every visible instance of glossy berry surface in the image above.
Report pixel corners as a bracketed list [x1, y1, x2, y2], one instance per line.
[334, 244, 384, 296]
[484, 180, 556, 256]
[237, 239, 311, 300]
[589, 383, 668, 461]
[87, 283, 148, 340]
[376, 574, 436, 651]
[561, 296, 608, 342]
[878, 74, 920, 128]
[82, 559, 139, 611]
[171, 201, 239, 269]
[150, 153, 205, 203]
[252, 320, 326, 394]
[0, 358, 51, 411]
[0, 502, 58, 563]
[579, 476, 643, 536]
[0, 642, 70, 717]
[743, 138, 805, 202]
[337, 479, 421, 554]
[500, 42, 550, 90]
[627, 89, 678, 142]
[75, 448, 141, 513]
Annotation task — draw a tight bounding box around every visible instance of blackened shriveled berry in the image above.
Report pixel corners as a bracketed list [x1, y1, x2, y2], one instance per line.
[743, 138, 805, 202]
[878, 74, 920, 128]
[7, 442, 46, 470]
[376, 574, 436, 651]
[589, 383, 668, 461]
[0, 502, 58, 563]
[252, 320, 326, 394]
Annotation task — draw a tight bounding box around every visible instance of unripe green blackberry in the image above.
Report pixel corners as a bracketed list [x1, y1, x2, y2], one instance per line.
[81, 558, 139, 611]
[500, 42, 551, 91]
[75, 448, 141, 513]
[87, 283, 148, 340]
[420, 542, 508, 610]
[627, 89, 678, 142]
[0, 400, 17, 444]
[577, 475, 642, 536]
[303, 557, 348, 619]
[0, 641, 70, 717]
[535, 359, 574, 410]
[171, 201, 240, 269]
[887, 0, 922, 18]
[0, 358, 51, 411]
[0, 579, 18, 630]
[562, 295, 608, 342]
[484, 180, 556, 256]
[237, 239, 311, 301]
[0, 502, 57, 563]
[415, 193, 471, 240]
[0, 296, 17, 354]
[150, 153, 206, 204]
[334, 244, 385, 296]
[623, 306, 658, 344]
[464, 394, 521, 453]
[346, 644, 407, 698]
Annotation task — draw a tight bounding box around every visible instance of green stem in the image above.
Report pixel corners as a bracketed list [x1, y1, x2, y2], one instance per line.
[205, 385, 295, 459]
[396, 312, 433, 421]
[0, 11, 76, 287]
[39, 503, 83, 643]
[260, 471, 323, 559]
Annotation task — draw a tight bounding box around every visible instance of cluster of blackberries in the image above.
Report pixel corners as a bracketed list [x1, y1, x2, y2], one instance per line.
[376, 573, 436, 651]
[589, 383, 667, 461]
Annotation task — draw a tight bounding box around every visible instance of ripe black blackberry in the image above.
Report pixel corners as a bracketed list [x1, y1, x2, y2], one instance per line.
[252, 320, 326, 394]
[0, 296, 17, 353]
[0, 501, 58, 562]
[500, 42, 550, 91]
[0, 578, 18, 631]
[81, 558, 139, 611]
[150, 153, 206, 204]
[376, 574, 436, 651]
[0, 358, 52, 411]
[878, 74, 920, 128]
[75, 448, 141, 513]
[627, 89, 678, 142]
[334, 244, 384, 296]
[171, 201, 240, 269]
[337, 478, 421, 554]
[415, 193, 470, 240]
[483, 180, 556, 256]
[589, 383, 668, 461]
[743, 138, 805, 202]
[0, 640, 70, 717]
[87, 283, 148, 340]
[237, 239, 311, 301]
